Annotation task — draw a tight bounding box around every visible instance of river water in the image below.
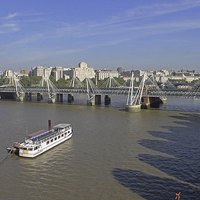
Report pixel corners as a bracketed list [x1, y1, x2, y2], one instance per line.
[0, 95, 200, 200]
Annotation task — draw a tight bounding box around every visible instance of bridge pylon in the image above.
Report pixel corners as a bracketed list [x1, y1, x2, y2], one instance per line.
[40, 76, 57, 103]
[14, 75, 26, 101]
[100, 73, 121, 88]
[69, 74, 84, 88]
[85, 74, 95, 105]
[85, 74, 101, 105]
[126, 72, 147, 112]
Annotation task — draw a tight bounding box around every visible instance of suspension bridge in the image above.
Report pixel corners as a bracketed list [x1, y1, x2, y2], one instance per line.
[0, 73, 200, 111]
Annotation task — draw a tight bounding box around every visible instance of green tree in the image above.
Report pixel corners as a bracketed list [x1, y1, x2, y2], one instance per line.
[56, 78, 67, 87]
[0, 78, 9, 86]
[20, 76, 42, 86]
[49, 75, 56, 85]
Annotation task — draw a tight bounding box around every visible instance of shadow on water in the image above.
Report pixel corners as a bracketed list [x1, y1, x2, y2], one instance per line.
[112, 169, 200, 200]
[112, 113, 200, 199]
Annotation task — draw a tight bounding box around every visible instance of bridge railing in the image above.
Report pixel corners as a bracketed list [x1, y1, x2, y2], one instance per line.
[1, 85, 200, 98]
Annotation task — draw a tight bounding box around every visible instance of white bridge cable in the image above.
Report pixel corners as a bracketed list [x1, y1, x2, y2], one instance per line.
[69, 74, 84, 88]
[126, 72, 147, 105]
[132, 72, 146, 105]
[40, 76, 58, 98]
[85, 74, 100, 100]
[100, 74, 122, 88]
[13, 75, 26, 97]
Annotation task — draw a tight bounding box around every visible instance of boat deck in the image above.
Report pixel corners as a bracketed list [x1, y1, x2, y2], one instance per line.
[28, 124, 71, 144]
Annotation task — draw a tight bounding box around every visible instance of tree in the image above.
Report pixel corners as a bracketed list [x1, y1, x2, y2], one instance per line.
[49, 75, 56, 85]
[0, 78, 9, 86]
[20, 76, 42, 86]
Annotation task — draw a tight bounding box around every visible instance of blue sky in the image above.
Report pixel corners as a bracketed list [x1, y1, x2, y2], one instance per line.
[1, 0, 200, 72]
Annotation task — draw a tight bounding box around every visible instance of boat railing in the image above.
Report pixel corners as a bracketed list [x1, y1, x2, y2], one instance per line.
[32, 128, 69, 145]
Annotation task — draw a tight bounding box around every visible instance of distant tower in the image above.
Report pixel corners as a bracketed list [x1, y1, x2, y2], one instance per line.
[117, 67, 126, 74]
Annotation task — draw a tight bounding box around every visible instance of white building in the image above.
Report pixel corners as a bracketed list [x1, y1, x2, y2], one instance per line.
[134, 70, 146, 77]
[3, 70, 13, 78]
[44, 67, 52, 78]
[96, 70, 119, 80]
[31, 66, 44, 76]
[73, 62, 95, 81]
[63, 68, 72, 80]
[52, 66, 63, 81]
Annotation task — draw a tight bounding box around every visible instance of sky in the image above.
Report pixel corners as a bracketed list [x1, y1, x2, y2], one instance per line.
[1, 0, 200, 72]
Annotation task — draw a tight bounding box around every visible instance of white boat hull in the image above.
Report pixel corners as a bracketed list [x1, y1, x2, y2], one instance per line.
[19, 131, 73, 158]
[8, 123, 74, 158]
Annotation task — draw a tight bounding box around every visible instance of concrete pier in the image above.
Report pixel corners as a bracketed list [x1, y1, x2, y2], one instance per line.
[0, 92, 15, 99]
[95, 95, 101, 105]
[29, 93, 32, 101]
[37, 93, 43, 101]
[160, 97, 167, 105]
[141, 97, 150, 109]
[87, 99, 95, 106]
[57, 94, 63, 102]
[105, 95, 111, 105]
[125, 104, 141, 112]
[15, 94, 24, 101]
[149, 97, 162, 108]
[25, 92, 32, 101]
[48, 97, 55, 103]
[68, 94, 74, 103]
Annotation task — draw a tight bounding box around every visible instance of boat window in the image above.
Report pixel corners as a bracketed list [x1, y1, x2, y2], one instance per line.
[51, 139, 53, 142]
[54, 137, 57, 141]
[68, 131, 70, 133]
[23, 148, 27, 150]
[58, 136, 60, 139]
[28, 148, 33, 151]
[61, 134, 64, 137]
[46, 141, 49, 145]
[34, 146, 38, 150]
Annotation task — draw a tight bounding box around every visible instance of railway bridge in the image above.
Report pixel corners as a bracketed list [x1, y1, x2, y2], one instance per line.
[0, 74, 199, 110]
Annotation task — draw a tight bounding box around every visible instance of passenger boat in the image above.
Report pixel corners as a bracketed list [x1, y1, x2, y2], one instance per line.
[7, 123, 73, 158]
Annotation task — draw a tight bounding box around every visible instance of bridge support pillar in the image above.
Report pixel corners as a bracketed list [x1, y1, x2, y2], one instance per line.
[141, 97, 150, 109]
[16, 95, 24, 101]
[95, 95, 101, 105]
[25, 92, 32, 101]
[37, 93, 43, 101]
[57, 94, 60, 102]
[29, 93, 32, 101]
[48, 97, 55, 103]
[0, 93, 15, 99]
[25, 92, 28, 100]
[160, 97, 167, 105]
[149, 97, 162, 108]
[125, 104, 141, 112]
[87, 99, 95, 106]
[104, 95, 111, 105]
[68, 94, 74, 103]
[57, 94, 63, 102]
[60, 94, 63, 102]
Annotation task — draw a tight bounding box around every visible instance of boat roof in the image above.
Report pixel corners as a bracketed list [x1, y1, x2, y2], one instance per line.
[53, 124, 71, 129]
[27, 130, 46, 138]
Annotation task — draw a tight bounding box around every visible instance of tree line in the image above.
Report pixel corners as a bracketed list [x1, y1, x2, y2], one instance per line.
[0, 76, 139, 87]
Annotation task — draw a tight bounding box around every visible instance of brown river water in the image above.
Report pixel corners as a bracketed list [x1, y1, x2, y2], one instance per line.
[0, 95, 200, 200]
